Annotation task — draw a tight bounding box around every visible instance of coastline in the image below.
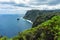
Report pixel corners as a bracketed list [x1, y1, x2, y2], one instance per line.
[22, 17, 33, 24]
[26, 19, 33, 24]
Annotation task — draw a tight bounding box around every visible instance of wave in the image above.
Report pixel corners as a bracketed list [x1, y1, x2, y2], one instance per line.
[26, 20, 33, 24]
[20, 17, 33, 24]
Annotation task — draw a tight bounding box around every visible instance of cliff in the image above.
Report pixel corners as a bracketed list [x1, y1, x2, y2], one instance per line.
[24, 10, 60, 27]
[23, 10, 41, 22]
[32, 13, 60, 27]
[23, 10, 60, 22]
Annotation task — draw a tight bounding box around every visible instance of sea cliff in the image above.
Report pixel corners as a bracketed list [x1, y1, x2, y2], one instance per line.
[24, 10, 60, 27]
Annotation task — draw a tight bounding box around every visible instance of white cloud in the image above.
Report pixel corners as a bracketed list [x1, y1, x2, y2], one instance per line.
[0, 0, 10, 2]
[0, 0, 30, 4]
[0, 0, 59, 5]
[0, 0, 60, 12]
[0, 3, 31, 14]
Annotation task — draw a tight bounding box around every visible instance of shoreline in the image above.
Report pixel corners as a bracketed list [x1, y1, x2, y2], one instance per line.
[21, 17, 33, 24]
[26, 19, 33, 24]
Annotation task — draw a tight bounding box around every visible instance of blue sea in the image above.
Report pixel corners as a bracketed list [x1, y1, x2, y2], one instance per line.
[0, 14, 32, 38]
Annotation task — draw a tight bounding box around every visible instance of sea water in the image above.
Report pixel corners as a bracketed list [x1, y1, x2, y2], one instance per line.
[0, 14, 32, 37]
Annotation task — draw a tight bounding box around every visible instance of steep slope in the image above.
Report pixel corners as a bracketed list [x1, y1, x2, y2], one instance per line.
[24, 10, 60, 22]
[11, 16, 60, 40]
[24, 10, 60, 27]
[23, 10, 41, 22]
[32, 13, 60, 27]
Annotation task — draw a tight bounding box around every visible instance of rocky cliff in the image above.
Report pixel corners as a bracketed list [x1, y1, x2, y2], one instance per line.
[24, 10, 60, 27]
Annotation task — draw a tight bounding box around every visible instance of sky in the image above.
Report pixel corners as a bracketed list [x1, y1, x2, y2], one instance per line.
[0, 0, 60, 14]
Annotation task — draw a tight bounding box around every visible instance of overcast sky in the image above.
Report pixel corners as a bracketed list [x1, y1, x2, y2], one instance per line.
[0, 0, 60, 9]
[0, 0, 60, 14]
[0, 0, 60, 5]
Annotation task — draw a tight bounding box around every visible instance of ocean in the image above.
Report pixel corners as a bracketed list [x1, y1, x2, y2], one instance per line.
[0, 14, 32, 38]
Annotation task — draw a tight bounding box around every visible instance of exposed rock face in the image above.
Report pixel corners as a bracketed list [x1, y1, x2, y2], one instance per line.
[23, 10, 42, 22]
[24, 10, 60, 27]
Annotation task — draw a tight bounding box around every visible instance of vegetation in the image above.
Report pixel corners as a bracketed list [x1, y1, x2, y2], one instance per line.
[32, 12, 60, 27]
[0, 15, 60, 40]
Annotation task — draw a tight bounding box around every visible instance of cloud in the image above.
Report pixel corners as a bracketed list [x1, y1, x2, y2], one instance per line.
[48, 0, 60, 5]
[12, 0, 60, 8]
[0, 4, 26, 14]
[0, 0, 60, 5]
[26, 0, 60, 6]
[0, 0, 60, 10]
[0, 0, 10, 2]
